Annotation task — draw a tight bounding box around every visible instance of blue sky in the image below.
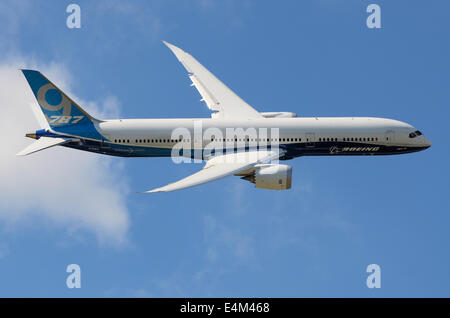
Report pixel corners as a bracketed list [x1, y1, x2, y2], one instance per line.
[0, 0, 449, 297]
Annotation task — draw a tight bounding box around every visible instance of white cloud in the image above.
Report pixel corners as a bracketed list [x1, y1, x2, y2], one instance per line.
[0, 58, 130, 246]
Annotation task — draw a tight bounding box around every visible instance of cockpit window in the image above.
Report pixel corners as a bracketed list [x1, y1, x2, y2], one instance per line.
[409, 130, 423, 138]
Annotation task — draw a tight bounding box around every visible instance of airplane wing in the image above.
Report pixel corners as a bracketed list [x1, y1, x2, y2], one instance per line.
[146, 150, 281, 193]
[163, 41, 263, 119]
[16, 137, 75, 156]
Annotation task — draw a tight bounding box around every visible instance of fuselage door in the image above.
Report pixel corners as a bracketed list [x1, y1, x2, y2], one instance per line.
[305, 132, 315, 147]
[385, 130, 395, 144]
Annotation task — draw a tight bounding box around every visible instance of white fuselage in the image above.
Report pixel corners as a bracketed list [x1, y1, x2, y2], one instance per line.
[97, 117, 430, 147]
[66, 116, 432, 158]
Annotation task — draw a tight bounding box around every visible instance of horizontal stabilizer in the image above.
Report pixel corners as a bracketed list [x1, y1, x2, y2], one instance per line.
[16, 137, 73, 156]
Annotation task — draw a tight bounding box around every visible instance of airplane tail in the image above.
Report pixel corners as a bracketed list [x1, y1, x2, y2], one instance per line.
[21, 70, 103, 136]
[18, 70, 104, 155]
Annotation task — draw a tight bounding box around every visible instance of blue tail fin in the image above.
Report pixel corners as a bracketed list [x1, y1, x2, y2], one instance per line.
[22, 70, 103, 140]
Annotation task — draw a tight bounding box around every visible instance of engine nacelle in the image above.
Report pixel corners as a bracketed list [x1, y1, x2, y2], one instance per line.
[260, 112, 297, 118]
[241, 164, 292, 190]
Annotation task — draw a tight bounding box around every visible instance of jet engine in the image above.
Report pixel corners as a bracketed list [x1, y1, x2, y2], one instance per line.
[239, 164, 292, 190]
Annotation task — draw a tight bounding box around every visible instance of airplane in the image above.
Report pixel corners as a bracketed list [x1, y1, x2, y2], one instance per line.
[18, 41, 431, 193]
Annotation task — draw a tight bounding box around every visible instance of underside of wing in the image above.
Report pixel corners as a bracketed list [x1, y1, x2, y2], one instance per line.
[146, 150, 280, 193]
[163, 41, 263, 120]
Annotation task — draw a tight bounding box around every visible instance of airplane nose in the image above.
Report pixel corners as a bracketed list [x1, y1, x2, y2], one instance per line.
[423, 136, 431, 148]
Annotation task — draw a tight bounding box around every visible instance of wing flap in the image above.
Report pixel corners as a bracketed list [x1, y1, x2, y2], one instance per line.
[189, 74, 220, 112]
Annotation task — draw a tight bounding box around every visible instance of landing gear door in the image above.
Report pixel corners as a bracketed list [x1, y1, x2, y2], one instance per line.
[306, 133, 315, 147]
[385, 130, 395, 144]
